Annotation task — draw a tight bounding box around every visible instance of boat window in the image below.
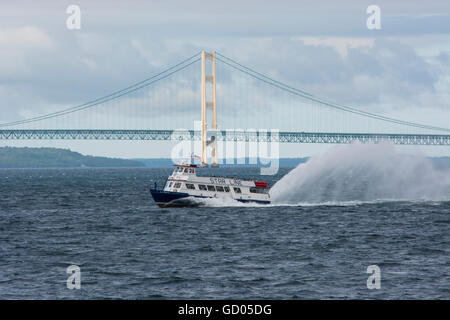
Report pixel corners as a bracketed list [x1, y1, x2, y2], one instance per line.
[174, 182, 181, 188]
[207, 185, 216, 191]
[184, 168, 188, 173]
[169, 182, 173, 188]
[233, 187, 241, 193]
[186, 183, 195, 190]
[189, 169, 194, 173]
[178, 167, 183, 172]
[250, 187, 267, 194]
[216, 186, 224, 192]
[224, 186, 230, 192]
[198, 184, 207, 191]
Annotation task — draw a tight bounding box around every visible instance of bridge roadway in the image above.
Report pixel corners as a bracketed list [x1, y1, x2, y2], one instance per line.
[0, 129, 449, 145]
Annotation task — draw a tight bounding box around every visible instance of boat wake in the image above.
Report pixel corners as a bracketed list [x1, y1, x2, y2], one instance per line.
[269, 142, 450, 205]
[187, 196, 448, 208]
[185, 196, 270, 208]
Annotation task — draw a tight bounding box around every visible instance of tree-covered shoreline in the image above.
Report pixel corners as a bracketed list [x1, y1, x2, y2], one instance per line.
[0, 147, 145, 168]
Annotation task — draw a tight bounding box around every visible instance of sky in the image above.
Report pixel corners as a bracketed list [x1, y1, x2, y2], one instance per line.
[0, 0, 450, 159]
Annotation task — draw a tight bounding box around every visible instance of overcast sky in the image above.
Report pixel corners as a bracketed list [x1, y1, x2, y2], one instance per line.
[1, 0, 450, 158]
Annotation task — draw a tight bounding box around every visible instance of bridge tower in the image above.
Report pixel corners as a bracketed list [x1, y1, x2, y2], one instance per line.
[201, 50, 218, 167]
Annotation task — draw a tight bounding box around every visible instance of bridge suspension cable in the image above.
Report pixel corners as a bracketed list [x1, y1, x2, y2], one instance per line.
[0, 52, 201, 128]
[1, 50, 449, 136]
[215, 52, 450, 133]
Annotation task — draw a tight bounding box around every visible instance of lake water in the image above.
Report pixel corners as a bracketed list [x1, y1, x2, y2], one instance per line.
[0, 164, 449, 299]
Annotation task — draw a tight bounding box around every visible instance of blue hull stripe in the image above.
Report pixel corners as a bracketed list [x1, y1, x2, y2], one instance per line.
[150, 189, 190, 203]
[149, 189, 270, 206]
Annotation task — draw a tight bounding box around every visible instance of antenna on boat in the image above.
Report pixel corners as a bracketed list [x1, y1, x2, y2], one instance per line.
[190, 153, 201, 166]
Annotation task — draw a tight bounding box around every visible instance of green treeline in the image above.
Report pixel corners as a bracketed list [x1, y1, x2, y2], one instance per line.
[0, 147, 145, 168]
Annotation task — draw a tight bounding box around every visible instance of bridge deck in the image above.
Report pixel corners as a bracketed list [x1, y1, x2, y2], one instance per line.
[1, 129, 449, 145]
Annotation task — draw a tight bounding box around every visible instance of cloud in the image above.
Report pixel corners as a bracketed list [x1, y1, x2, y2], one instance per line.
[0, 26, 53, 48]
[0, 1, 449, 133]
[0, 26, 53, 80]
[297, 37, 375, 57]
[213, 36, 447, 115]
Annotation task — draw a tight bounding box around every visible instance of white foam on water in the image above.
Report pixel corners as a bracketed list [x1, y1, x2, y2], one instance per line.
[187, 196, 270, 208]
[187, 195, 401, 208]
[269, 142, 450, 205]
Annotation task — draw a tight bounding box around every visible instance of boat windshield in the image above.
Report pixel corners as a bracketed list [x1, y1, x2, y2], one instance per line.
[173, 167, 183, 174]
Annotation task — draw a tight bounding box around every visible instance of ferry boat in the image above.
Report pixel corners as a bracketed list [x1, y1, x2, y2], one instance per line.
[150, 163, 271, 207]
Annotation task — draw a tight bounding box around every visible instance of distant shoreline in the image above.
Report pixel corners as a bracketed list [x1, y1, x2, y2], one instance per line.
[0, 146, 144, 168]
[1, 146, 449, 169]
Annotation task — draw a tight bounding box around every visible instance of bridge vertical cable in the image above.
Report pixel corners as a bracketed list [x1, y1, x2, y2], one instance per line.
[215, 52, 450, 135]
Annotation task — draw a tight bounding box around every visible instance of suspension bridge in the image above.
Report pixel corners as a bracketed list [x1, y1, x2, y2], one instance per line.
[1, 50, 449, 165]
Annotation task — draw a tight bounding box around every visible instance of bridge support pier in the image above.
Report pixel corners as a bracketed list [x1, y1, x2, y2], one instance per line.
[201, 50, 218, 167]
